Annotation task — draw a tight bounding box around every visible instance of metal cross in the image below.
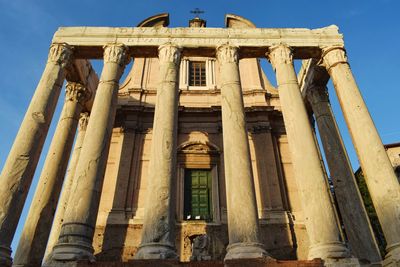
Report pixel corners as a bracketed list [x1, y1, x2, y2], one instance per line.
[190, 8, 205, 17]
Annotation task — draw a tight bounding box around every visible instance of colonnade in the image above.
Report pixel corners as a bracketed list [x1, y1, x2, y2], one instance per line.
[0, 41, 398, 267]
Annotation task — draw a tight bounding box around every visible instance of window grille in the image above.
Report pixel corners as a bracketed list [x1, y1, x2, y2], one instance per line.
[189, 61, 206, 86]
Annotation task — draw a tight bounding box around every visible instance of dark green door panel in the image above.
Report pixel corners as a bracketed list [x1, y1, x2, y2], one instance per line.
[184, 169, 212, 220]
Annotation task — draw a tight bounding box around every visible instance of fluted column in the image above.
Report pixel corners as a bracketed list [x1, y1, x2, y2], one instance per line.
[13, 82, 90, 267]
[43, 112, 89, 263]
[217, 45, 269, 260]
[134, 44, 181, 260]
[267, 45, 351, 262]
[307, 86, 381, 263]
[46, 44, 130, 264]
[0, 43, 72, 267]
[322, 46, 400, 266]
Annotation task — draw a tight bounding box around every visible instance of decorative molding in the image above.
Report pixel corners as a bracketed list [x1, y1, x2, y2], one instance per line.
[216, 45, 238, 63]
[52, 26, 344, 59]
[178, 140, 221, 153]
[250, 125, 272, 134]
[78, 112, 90, 131]
[65, 82, 91, 104]
[47, 43, 73, 68]
[321, 46, 348, 72]
[158, 44, 181, 64]
[103, 44, 130, 65]
[267, 44, 293, 69]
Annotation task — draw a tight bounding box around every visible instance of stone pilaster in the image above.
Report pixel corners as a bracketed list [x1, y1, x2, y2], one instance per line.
[217, 44, 269, 261]
[267, 45, 352, 263]
[134, 44, 181, 260]
[43, 112, 89, 263]
[13, 82, 90, 267]
[0, 43, 73, 267]
[306, 86, 381, 264]
[322, 46, 400, 266]
[46, 44, 130, 264]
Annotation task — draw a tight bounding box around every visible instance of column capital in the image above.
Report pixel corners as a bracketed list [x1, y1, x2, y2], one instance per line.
[65, 82, 91, 105]
[266, 44, 293, 69]
[158, 44, 181, 64]
[103, 44, 130, 65]
[78, 112, 90, 131]
[216, 44, 238, 63]
[48, 43, 73, 68]
[321, 46, 348, 72]
[306, 86, 330, 106]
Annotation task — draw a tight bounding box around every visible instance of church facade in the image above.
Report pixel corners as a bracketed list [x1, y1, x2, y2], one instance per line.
[0, 13, 399, 267]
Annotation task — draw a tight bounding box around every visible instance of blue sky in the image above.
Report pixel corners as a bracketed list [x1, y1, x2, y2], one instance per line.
[0, 0, 399, 255]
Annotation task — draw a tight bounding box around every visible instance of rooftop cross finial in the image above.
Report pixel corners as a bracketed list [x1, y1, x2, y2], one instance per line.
[190, 8, 205, 18]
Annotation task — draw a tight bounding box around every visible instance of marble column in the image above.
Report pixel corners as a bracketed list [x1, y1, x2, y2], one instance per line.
[267, 45, 352, 262]
[47, 44, 129, 264]
[307, 86, 381, 263]
[217, 44, 269, 260]
[43, 112, 89, 263]
[13, 82, 90, 267]
[134, 44, 181, 260]
[322, 46, 400, 266]
[0, 43, 72, 267]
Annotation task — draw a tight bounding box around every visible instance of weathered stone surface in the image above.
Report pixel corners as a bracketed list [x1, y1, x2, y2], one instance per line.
[52, 25, 344, 59]
[322, 46, 400, 267]
[306, 85, 381, 264]
[74, 258, 324, 267]
[5, 14, 397, 267]
[13, 82, 90, 267]
[217, 44, 269, 261]
[44, 112, 90, 263]
[46, 44, 130, 265]
[0, 43, 72, 267]
[134, 44, 181, 260]
[267, 45, 351, 263]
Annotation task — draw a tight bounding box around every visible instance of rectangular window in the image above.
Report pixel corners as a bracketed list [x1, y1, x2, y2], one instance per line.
[184, 169, 212, 220]
[189, 61, 206, 86]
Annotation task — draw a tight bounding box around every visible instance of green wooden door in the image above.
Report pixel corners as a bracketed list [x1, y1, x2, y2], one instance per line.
[184, 169, 212, 220]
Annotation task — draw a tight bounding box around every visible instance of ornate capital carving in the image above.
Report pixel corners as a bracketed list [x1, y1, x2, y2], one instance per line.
[78, 112, 90, 131]
[48, 43, 73, 68]
[216, 45, 238, 63]
[65, 82, 91, 104]
[158, 44, 181, 64]
[266, 44, 293, 69]
[321, 46, 348, 72]
[103, 44, 130, 65]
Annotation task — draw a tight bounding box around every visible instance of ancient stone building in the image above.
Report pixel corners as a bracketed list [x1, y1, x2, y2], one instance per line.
[0, 13, 399, 267]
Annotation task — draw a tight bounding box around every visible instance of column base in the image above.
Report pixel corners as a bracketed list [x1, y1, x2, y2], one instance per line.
[134, 242, 178, 260]
[323, 258, 360, 267]
[0, 245, 12, 267]
[44, 241, 95, 265]
[383, 242, 400, 266]
[308, 241, 350, 260]
[224, 242, 272, 261]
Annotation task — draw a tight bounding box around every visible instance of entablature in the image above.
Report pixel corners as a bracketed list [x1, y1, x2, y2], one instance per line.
[52, 25, 343, 59]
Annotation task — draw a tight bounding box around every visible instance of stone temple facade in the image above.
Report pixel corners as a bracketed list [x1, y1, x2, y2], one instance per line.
[0, 13, 399, 267]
